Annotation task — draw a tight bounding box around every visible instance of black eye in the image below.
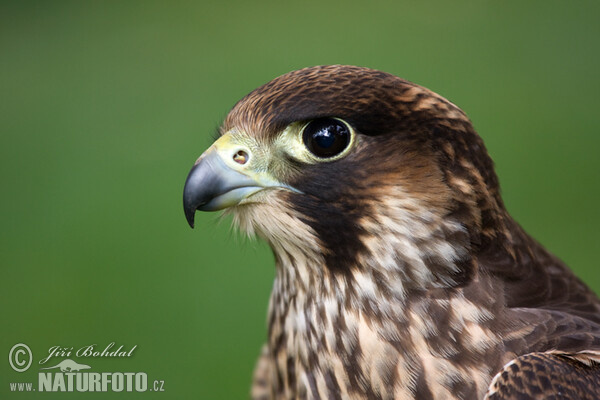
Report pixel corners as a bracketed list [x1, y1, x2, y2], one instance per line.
[302, 118, 351, 158]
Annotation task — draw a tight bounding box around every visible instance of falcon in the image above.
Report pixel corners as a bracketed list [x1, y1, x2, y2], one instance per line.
[183, 65, 600, 399]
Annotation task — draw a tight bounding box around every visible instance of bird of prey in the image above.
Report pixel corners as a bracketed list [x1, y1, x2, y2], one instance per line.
[183, 65, 600, 399]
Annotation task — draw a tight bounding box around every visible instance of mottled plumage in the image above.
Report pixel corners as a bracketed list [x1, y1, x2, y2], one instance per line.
[183, 65, 600, 399]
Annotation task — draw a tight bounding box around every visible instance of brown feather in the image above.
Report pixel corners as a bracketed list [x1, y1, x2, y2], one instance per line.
[485, 352, 600, 399]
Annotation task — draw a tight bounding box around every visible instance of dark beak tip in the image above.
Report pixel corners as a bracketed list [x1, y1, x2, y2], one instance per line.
[183, 162, 203, 229]
[186, 215, 195, 229]
[183, 203, 196, 229]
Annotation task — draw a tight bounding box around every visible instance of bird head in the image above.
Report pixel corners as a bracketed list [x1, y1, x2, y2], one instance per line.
[183, 65, 507, 291]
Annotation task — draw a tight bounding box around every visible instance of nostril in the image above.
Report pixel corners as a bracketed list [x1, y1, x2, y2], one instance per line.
[233, 150, 249, 165]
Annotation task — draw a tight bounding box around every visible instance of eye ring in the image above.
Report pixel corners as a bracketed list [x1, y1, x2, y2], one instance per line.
[301, 118, 353, 159]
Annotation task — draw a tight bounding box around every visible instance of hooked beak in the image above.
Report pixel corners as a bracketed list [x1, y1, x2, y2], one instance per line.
[183, 133, 298, 228]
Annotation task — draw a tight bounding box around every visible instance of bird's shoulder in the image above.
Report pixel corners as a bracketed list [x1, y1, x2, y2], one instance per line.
[485, 351, 600, 400]
[479, 218, 600, 324]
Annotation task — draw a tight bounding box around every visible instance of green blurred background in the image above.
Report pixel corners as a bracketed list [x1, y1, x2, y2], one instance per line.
[1, 1, 598, 398]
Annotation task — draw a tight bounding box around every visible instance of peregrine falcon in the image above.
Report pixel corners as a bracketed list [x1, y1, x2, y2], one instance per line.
[183, 65, 600, 399]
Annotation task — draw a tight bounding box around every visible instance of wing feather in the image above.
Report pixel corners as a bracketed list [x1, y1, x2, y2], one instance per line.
[485, 352, 600, 400]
